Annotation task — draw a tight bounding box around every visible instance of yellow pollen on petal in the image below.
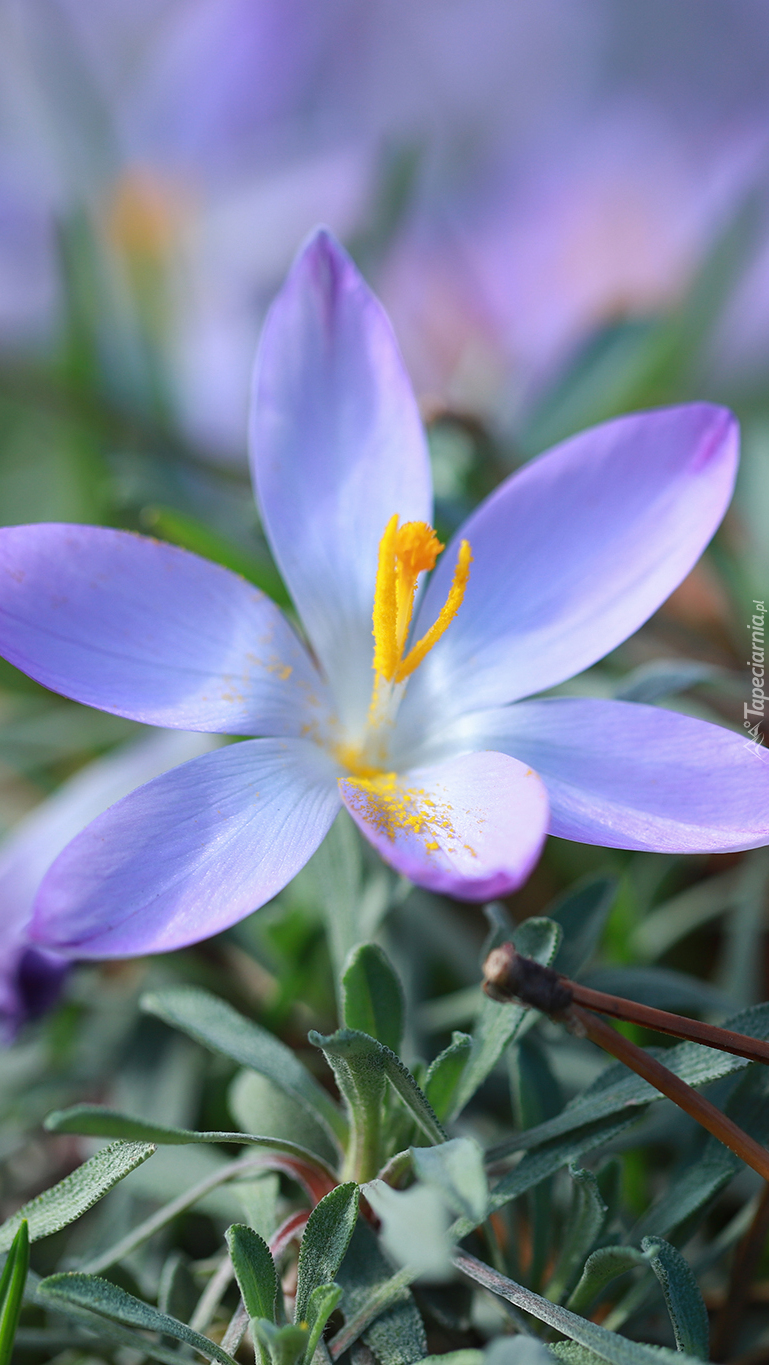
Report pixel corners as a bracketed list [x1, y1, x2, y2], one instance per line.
[343, 770, 469, 856]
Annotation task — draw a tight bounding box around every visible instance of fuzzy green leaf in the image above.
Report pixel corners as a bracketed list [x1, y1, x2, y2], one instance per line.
[424, 1033, 472, 1123]
[141, 987, 346, 1149]
[253, 1319, 309, 1365]
[226, 1224, 277, 1323]
[336, 1222, 426, 1365]
[642, 1238, 709, 1360]
[37, 1273, 240, 1365]
[310, 1029, 445, 1180]
[45, 1104, 337, 1179]
[546, 1165, 608, 1302]
[342, 942, 405, 1053]
[294, 1183, 359, 1325]
[303, 1282, 342, 1361]
[0, 1141, 155, 1251]
[455, 1251, 705, 1365]
[567, 1246, 647, 1315]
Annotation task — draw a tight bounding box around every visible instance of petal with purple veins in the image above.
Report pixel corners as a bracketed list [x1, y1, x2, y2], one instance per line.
[30, 738, 341, 958]
[339, 750, 548, 900]
[0, 525, 332, 735]
[250, 229, 432, 733]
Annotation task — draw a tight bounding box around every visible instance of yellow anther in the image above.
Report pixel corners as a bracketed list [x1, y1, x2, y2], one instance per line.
[370, 514, 471, 699]
[395, 538, 472, 682]
[393, 522, 443, 651]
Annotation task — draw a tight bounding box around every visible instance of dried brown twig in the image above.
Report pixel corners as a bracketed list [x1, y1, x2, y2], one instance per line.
[483, 943, 769, 1183]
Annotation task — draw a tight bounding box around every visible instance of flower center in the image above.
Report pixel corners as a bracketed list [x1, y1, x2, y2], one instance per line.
[338, 516, 471, 776]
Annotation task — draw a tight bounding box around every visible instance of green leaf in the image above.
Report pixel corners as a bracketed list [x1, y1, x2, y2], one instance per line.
[157, 1251, 197, 1325]
[551, 1346, 606, 1365]
[454, 1251, 704, 1365]
[229, 1071, 340, 1168]
[327, 1267, 415, 1360]
[550, 877, 617, 979]
[336, 1221, 426, 1365]
[411, 1138, 488, 1225]
[226, 1224, 277, 1323]
[294, 1183, 359, 1325]
[635, 1062, 769, 1242]
[642, 1238, 709, 1360]
[300, 812, 393, 993]
[486, 1342, 558, 1365]
[342, 942, 405, 1053]
[141, 986, 346, 1148]
[37, 1273, 240, 1365]
[567, 1246, 647, 1315]
[473, 1114, 643, 1230]
[303, 1282, 342, 1361]
[449, 916, 561, 1120]
[27, 1289, 215, 1365]
[310, 1029, 445, 1180]
[253, 1319, 309, 1365]
[546, 1165, 608, 1302]
[45, 1104, 337, 1178]
[0, 1140, 155, 1251]
[417, 1354, 482, 1365]
[0, 1221, 28, 1365]
[424, 1032, 472, 1122]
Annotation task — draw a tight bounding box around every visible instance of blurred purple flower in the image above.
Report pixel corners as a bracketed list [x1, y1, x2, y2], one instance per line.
[0, 730, 219, 1039]
[0, 230, 765, 962]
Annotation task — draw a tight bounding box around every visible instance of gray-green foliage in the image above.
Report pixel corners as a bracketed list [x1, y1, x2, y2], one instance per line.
[294, 1183, 359, 1323]
[342, 942, 405, 1053]
[141, 986, 347, 1148]
[642, 1238, 709, 1360]
[36, 1273, 240, 1365]
[0, 1141, 155, 1251]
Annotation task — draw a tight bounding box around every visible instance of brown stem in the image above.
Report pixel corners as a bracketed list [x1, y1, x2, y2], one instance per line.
[711, 1183, 769, 1362]
[572, 1006, 769, 1183]
[483, 942, 769, 1067]
[568, 981, 769, 1067]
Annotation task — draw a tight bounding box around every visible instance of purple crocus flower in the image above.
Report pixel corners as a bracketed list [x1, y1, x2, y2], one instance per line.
[0, 229, 765, 963]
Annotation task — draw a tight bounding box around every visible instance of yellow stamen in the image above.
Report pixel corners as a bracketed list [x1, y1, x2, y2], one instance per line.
[370, 515, 471, 698]
[393, 521, 444, 651]
[395, 538, 472, 682]
[371, 513, 400, 681]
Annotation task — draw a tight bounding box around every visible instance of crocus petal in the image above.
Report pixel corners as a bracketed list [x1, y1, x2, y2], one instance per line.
[400, 405, 738, 733]
[0, 525, 332, 735]
[251, 229, 432, 733]
[339, 750, 548, 900]
[30, 738, 341, 958]
[0, 730, 220, 1039]
[442, 698, 769, 853]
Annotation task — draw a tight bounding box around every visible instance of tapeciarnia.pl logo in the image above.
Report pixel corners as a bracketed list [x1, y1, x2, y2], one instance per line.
[744, 599, 766, 759]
